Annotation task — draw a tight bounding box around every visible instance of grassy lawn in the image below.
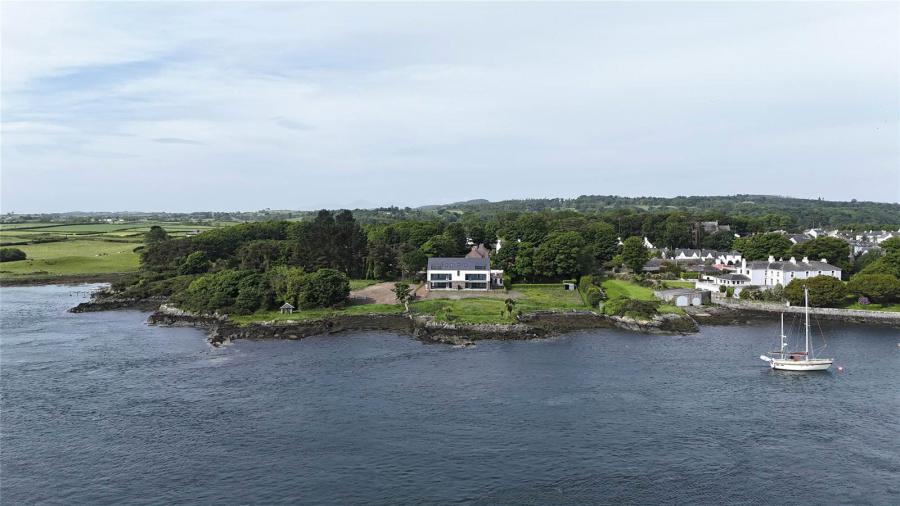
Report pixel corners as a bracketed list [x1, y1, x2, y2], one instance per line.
[511, 283, 586, 311]
[231, 303, 404, 324]
[0, 240, 141, 279]
[408, 283, 587, 324]
[349, 279, 380, 290]
[657, 304, 685, 315]
[410, 298, 512, 324]
[601, 279, 656, 300]
[662, 280, 696, 289]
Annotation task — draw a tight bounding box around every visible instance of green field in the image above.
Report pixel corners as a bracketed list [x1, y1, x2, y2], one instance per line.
[230, 303, 404, 324]
[0, 221, 226, 281]
[410, 298, 511, 323]
[601, 279, 656, 300]
[408, 283, 588, 324]
[0, 240, 141, 280]
[512, 283, 585, 311]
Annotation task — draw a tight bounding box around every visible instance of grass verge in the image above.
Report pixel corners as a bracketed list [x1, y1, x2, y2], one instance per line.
[231, 303, 404, 324]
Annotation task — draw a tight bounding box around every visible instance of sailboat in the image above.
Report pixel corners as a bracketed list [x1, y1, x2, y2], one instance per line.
[759, 286, 833, 371]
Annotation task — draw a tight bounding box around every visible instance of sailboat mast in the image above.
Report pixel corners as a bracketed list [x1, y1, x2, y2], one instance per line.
[780, 312, 785, 356]
[804, 286, 810, 358]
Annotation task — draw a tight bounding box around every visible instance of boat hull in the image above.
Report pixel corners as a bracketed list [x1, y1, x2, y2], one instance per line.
[769, 358, 833, 371]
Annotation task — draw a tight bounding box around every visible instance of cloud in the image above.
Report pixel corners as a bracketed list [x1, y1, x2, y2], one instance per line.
[272, 117, 312, 131]
[153, 137, 205, 145]
[1, 1, 897, 212]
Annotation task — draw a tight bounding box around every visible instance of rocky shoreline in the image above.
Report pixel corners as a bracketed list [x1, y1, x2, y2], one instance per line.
[144, 303, 701, 346]
[65, 284, 900, 346]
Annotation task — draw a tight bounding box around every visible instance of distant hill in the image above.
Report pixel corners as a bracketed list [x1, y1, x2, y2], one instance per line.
[4, 195, 899, 230]
[413, 194, 900, 228]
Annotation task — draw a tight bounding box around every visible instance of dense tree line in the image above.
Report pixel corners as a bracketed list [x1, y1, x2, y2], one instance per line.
[124, 204, 900, 314]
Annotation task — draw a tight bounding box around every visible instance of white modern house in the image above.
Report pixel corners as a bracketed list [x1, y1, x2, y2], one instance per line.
[426, 256, 504, 290]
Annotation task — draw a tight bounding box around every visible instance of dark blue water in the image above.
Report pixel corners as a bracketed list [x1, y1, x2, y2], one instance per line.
[2, 285, 898, 505]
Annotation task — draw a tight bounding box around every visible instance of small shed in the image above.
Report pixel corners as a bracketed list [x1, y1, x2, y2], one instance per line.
[280, 302, 295, 314]
[563, 282, 577, 291]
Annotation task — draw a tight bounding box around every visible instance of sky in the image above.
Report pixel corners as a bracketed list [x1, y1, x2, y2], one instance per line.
[2, 1, 898, 213]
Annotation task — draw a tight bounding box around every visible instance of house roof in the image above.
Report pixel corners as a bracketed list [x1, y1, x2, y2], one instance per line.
[717, 273, 750, 281]
[687, 264, 720, 273]
[427, 257, 489, 270]
[746, 259, 841, 272]
[465, 244, 491, 259]
[280, 302, 294, 309]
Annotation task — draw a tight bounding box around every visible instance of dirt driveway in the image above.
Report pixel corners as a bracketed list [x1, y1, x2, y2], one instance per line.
[350, 281, 415, 305]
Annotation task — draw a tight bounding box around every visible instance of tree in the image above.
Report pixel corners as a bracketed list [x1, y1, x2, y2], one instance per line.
[333, 210, 368, 277]
[443, 222, 468, 255]
[585, 222, 619, 266]
[733, 233, 792, 261]
[492, 241, 519, 275]
[662, 213, 692, 249]
[847, 274, 899, 303]
[0, 248, 26, 262]
[393, 282, 413, 311]
[420, 235, 458, 258]
[534, 231, 591, 279]
[881, 236, 900, 253]
[701, 230, 735, 251]
[467, 223, 487, 246]
[511, 214, 548, 244]
[173, 269, 261, 313]
[399, 248, 427, 279]
[504, 297, 516, 316]
[237, 240, 288, 272]
[861, 249, 900, 278]
[234, 273, 272, 314]
[513, 243, 537, 282]
[852, 250, 882, 275]
[790, 237, 850, 272]
[299, 269, 350, 308]
[621, 236, 649, 274]
[145, 226, 169, 244]
[178, 251, 210, 275]
[784, 276, 848, 307]
[267, 266, 308, 307]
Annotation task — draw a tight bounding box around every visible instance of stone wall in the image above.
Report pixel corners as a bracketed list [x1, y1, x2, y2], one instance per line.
[712, 299, 900, 324]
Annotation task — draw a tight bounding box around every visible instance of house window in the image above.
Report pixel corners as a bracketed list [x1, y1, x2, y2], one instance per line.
[465, 273, 486, 281]
[430, 273, 451, 281]
[465, 282, 487, 289]
[431, 282, 449, 289]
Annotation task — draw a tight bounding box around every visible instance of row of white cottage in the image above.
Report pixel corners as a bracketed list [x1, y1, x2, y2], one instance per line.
[698, 256, 842, 294]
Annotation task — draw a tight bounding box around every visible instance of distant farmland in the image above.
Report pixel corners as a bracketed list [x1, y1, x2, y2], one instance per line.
[0, 221, 225, 283]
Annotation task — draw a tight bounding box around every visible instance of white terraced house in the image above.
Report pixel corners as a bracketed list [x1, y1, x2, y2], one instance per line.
[426, 256, 504, 290]
[738, 256, 842, 287]
[663, 249, 743, 266]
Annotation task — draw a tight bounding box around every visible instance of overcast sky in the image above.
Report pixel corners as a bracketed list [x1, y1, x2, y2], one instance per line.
[2, 1, 898, 213]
